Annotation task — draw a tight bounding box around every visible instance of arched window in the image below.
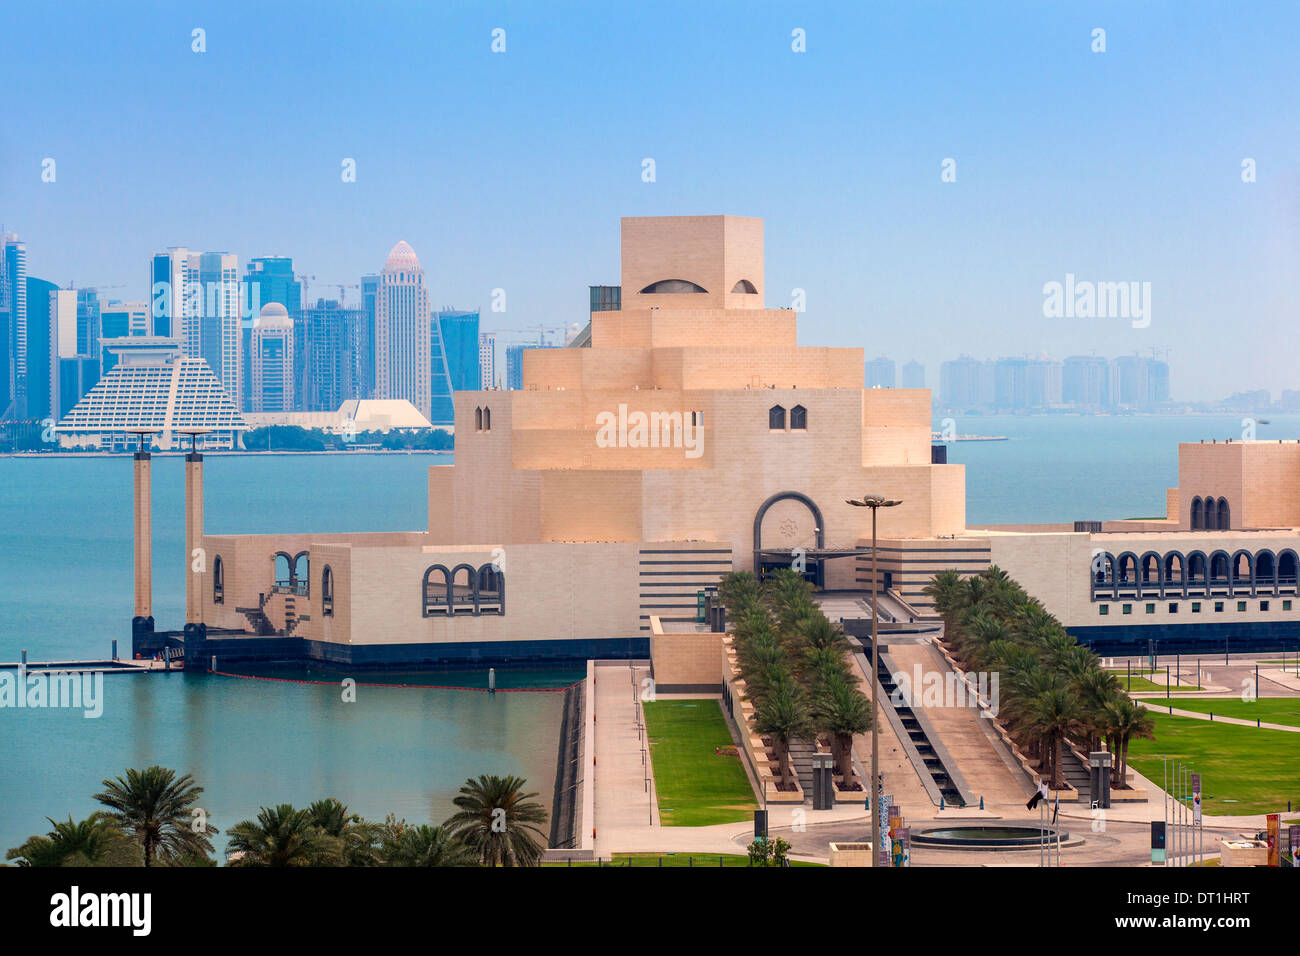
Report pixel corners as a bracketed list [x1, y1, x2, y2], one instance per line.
[731, 279, 757, 294]
[1256, 550, 1277, 594]
[1187, 551, 1208, 594]
[450, 564, 479, 615]
[790, 405, 807, 430]
[477, 564, 505, 615]
[769, 405, 786, 430]
[483, 407, 491, 432]
[1163, 552, 1185, 591]
[1280, 550, 1299, 592]
[639, 279, 707, 294]
[1209, 551, 1230, 591]
[1139, 552, 1161, 595]
[1217, 497, 1230, 530]
[273, 552, 293, 591]
[213, 555, 224, 604]
[475, 407, 483, 432]
[1190, 496, 1202, 530]
[422, 565, 452, 617]
[1202, 492, 1217, 529]
[1116, 552, 1138, 592]
[321, 565, 334, 616]
[292, 552, 310, 596]
[1230, 550, 1253, 594]
[1091, 551, 1117, 598]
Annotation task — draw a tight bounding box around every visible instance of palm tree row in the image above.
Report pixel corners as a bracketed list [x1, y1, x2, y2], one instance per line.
[924, 567, 1155, 789]
[6, 767, 547, 868]
[718, 569, 871, 789]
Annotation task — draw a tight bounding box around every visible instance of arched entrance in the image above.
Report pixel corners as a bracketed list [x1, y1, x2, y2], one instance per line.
[753, 491, 825, 586]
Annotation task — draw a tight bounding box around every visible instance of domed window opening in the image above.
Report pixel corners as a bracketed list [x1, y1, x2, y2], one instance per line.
[639, 279, 708, 294]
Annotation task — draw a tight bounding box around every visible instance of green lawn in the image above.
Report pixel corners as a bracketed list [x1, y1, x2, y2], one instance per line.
[545, 852, 823, 867]
[642, 699, 758, 827]
[1127, 712, 1300, 815]
[1123, 675, 1201, 693]
[1137, 696, 1300, 728]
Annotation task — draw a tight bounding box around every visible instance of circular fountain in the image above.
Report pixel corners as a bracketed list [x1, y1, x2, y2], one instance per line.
[911, 825, 1068, 848]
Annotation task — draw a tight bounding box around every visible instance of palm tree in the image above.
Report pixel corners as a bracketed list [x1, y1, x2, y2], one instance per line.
[1104, 698, 1157, 788]
[795, 613, 851, 654]
[306, 798, 380, 866]
[93, 766, 216, 867]
[226, 804, 340, 866]
[379, 819, 478, 867]
[445, 775, 548, 867]
[1073, 668, 1123, 754]
[813, 678, 871, 781]
[7, 812, 143, 867]
[1025, 687, 1080, 789]
[923, 569, 966, 637]
[754, 683, 813, 785]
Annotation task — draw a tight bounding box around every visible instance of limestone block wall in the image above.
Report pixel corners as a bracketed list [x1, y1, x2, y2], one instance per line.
[619, 215, 764, 315]
[344, 541, 642, 646]
[648, 618, 723, 690]
[589, 309, 797, 350]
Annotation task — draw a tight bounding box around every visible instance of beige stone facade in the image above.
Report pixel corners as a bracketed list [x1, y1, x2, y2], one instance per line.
[162, 218, 1300, 660]
[176, 215, 966, 661]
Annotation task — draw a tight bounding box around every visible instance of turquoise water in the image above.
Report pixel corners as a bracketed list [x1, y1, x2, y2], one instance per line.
[0, 452, 578, 857]
[943, 414, 1300, 525]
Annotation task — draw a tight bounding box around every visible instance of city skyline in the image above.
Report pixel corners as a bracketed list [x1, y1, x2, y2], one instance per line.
[2, 1, 1297, 403]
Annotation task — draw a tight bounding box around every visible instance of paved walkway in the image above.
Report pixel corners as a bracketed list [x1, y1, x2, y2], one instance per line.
[591, 661, 657, 856]
[886, 640, 1034, 809]
[1134, 697, 1300, 732]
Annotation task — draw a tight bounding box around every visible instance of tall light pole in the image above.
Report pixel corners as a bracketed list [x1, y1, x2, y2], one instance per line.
[846, 493, 902, 866]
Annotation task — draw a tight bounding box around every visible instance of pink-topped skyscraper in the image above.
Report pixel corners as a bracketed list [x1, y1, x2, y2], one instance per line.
[375, 240, 431, 419]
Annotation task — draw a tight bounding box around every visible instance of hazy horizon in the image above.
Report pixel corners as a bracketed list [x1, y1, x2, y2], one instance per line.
[3, 0, 1297, 402]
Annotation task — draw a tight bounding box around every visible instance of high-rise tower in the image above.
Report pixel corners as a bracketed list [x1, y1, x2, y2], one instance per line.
[375, 241, 430, 419]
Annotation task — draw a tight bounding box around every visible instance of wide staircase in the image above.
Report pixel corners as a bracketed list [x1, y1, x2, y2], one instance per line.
[873, 652, 965, 807]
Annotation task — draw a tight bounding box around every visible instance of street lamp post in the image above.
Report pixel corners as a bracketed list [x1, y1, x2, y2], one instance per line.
[846, 493, 902, 867]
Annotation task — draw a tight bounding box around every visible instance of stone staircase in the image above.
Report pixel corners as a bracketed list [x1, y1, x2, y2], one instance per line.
[1058, 743, 1092, 805]
[788, 738, 817, 796]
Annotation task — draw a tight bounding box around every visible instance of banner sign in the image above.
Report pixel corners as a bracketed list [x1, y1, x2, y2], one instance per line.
[1267, 814, 1281, 868]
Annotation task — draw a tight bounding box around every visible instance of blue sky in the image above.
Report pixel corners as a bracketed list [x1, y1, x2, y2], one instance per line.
[2, 0, 1297, 400]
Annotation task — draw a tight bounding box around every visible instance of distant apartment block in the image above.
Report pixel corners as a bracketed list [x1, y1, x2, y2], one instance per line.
[866, 356, 896, 389]
[295, 298, 366, 412]
[942, 353, 1169, 410]
[901, 360, 925, 389]
[479, 331, 497, 389]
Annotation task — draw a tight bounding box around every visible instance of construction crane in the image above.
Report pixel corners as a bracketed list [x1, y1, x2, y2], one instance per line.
[66, 282, 125, 293]
[495, 323, 570, 346]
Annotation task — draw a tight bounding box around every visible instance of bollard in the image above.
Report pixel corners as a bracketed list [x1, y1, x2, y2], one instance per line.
[21, 649, 27, 668]
[979, 796, 984, 810]
[940, 796, 945, 810]
[111, 639, 118, 661]
[210, 655, 216, 673]
[488, 667, 496, 693]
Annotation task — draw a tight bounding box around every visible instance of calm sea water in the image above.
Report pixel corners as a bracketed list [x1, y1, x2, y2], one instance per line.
[2, 415, 1295, 855]
[0, 452, 577, 857]
[942, 414, 1300, 525]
